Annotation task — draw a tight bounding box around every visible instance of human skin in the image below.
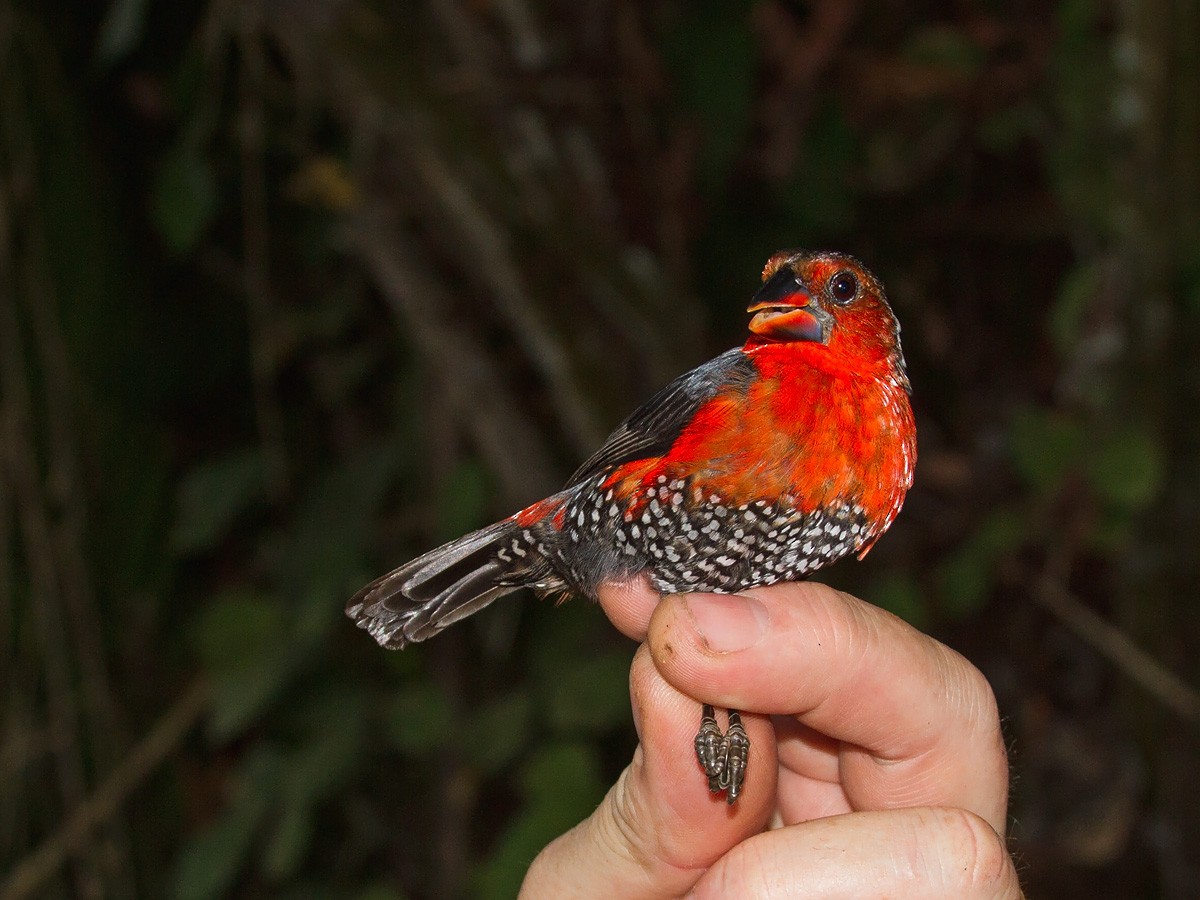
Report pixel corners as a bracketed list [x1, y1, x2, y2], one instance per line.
[520, 579, 1022, 899]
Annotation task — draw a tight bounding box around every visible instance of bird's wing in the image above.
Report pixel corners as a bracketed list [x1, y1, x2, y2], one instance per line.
[567, 347, 757, 486]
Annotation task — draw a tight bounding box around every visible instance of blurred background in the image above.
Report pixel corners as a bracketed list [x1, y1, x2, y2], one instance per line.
[1, 0, 1198, 897]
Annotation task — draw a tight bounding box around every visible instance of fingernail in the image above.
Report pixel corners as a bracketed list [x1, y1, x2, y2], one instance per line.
[681, 593, 768, 653]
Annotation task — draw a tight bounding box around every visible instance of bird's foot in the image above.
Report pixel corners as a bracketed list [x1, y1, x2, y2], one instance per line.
[694, 705, 749, 803]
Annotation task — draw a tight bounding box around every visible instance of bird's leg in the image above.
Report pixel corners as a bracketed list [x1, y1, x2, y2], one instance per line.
[695, 705, 750, 802]
[695, 704, 725, 791]
[716, 709, 749, 804]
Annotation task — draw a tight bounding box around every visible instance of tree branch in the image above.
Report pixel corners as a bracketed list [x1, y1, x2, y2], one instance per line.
[0, 681, 211, 900]
[1032, 577, 1200, 727]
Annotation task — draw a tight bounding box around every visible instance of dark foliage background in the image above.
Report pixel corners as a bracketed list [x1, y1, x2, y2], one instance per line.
[2, 0, 1198, 897]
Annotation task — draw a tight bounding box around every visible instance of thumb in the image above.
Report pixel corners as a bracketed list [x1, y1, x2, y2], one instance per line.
[520, 644, 776, 899]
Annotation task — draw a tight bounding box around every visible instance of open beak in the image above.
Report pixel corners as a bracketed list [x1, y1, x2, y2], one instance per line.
[747, 268, 827, 344]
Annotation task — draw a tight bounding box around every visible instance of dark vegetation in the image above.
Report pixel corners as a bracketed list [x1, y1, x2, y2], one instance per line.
[2, 1, 1198, 897]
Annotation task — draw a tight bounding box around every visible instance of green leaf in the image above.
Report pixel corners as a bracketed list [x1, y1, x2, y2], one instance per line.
[1185, 256, 1200, 316]
[781, 104, 857, 232]
[474, 743, 606, 899]
[903, 25, 985, 74]
[977, 102, 1043, 154]
[460, 691, 533, 774]
[173, 747, 282, 900]
[280, 441, 403, 611]
[355, 886, 410, 900]
[936, 551, 991, 620]
[975, 509, 1026, 557]
[284, 693, 367, 804]
[527, 599, 608, 681]
[190, 591, 298, 741]
[262, 695, 367, 880]
[173, 814, 257, 900]
[1088, 506, 1135, 551]
[152, 144, 218, 254]
[261, 802, 315, 881]
[191, 590, 285, 670]
[436, 458, 491, 543]
[1007, 405, 1084, 494]
[172, 451, 265, 556]
[1086, 427, 1164, 511]
[96, 0, 150, 64]
[868, 574, 930, 630]
[262, 440, 405, 657]
[521, 742, 603, 802]
[208, 653, 297, 742]
[383, 684, 453, 756]
[936, 509, 1025, 619]
[661, 2, 756, 192]
[543, 651, 631, 734]
[1049, 264, 1101, 356]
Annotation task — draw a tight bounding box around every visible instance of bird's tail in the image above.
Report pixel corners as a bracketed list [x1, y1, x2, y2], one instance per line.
[346, 520, 523, 649]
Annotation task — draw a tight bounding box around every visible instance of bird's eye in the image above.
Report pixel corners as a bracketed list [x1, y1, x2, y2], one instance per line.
[829, 271, 858, 304]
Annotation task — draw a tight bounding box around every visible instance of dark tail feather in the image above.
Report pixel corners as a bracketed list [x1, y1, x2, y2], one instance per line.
[347, 520, 522, 649]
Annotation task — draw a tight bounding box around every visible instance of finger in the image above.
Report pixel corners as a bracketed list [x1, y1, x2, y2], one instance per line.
[647, 583, 1009, 834]
[596, 575, 660, 641]
[688, 807, 1022, 899]
[773, 715, 838, 783]
[772, 717, 848, 822]
[521, 644, 776, 899]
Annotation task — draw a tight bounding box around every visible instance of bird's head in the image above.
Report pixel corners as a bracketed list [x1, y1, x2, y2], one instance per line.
[746, 250, 909, 390]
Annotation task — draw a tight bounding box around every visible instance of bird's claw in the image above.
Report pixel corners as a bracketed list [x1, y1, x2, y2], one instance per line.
[717, 711, 749, 804]
[695, 704, 726, 791]
[694, 705, 749, 803]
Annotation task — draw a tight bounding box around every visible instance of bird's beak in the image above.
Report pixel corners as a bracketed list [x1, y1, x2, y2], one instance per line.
[747, 268, 827, 343]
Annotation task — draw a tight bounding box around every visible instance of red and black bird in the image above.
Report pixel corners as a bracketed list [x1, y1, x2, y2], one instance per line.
[348, 250, 916, 802]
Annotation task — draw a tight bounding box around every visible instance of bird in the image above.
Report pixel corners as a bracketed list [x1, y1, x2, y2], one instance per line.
[347, 249, 917, 803]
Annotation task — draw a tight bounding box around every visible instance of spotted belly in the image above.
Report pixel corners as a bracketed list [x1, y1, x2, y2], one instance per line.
[535, 473, 874, 596]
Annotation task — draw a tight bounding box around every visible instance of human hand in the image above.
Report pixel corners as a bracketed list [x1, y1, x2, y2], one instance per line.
[521, 579, 1021, 898]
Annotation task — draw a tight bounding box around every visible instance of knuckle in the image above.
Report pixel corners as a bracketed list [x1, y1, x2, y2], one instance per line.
[701, 838, 777, 899]
[936, 807, 1014, 894]
[935, 645, 1006, 766]
[600, 767, 655, 870]
[626, 646, 653, 720]
[962, 659, 1002, 731]
[598, 764, 702, 880]
[941, 645, 1001, 730]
